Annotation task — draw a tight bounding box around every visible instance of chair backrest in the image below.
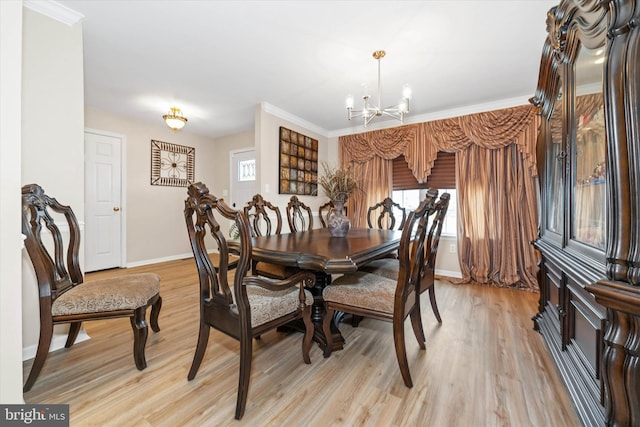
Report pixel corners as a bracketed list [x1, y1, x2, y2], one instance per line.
[286, 196, 313, 232]
[318, 200, 333, 228]
[22, 184, 84, 306]
[395, 193, 439, 310]
[184, 182, 252, 310]
[243, 194, 282, 237]
[425, 192, 450, 269]
[367, 197, 407, 230]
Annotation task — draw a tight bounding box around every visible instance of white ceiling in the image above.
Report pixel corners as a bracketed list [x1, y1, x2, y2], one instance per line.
[51, 0, 557, 139]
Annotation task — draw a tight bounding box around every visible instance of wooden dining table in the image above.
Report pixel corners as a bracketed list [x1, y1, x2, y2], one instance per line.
[251, 227, 403, 351]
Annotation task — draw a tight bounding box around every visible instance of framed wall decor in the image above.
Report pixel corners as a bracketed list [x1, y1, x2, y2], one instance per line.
[151, 140, 195, 187]
[279, 126, 318, 195]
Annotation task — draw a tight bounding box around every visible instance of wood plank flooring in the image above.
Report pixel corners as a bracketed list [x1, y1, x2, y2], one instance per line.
[23, 258, 581, 426]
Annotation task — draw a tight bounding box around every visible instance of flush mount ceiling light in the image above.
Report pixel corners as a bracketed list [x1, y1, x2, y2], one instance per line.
[163, 107, 187, 131]
[346, 50, 411, 127]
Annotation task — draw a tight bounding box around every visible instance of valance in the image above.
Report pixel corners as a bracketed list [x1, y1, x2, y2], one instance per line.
[339, 104, 540, 183]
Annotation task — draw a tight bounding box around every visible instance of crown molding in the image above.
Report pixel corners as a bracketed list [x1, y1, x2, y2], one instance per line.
[327, 94, 532, 138]
[24, 0, 84, 26]
[261, 102, 329, 138]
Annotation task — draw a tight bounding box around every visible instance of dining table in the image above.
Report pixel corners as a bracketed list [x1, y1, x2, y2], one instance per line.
[251, 226, 403, 351]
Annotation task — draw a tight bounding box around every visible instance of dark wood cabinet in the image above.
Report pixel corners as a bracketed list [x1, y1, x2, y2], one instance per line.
[532, 0, 640, 425]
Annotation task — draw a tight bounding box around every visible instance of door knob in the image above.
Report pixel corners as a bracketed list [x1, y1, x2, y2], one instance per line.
[113, 207, 120, 212]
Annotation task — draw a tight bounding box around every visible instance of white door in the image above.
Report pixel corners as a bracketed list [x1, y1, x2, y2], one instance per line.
[230, 149, 257, 209]
[84, 130, 124, 271]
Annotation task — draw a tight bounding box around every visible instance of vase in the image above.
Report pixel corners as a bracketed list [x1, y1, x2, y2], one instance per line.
[327, 200, 350, 237]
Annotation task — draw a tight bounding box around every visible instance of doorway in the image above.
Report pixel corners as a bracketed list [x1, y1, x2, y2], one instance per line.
[230, 148, 257, 209]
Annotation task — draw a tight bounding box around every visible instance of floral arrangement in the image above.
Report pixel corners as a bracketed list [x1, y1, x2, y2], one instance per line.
[319, 162, 359, 202]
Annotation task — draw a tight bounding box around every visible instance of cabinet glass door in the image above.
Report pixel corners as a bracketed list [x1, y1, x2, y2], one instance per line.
[571, 43, 606, 249]
[547, 84, 564, 234]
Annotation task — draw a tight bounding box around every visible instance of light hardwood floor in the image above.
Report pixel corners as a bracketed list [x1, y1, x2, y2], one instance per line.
[23, 258, 581, 426]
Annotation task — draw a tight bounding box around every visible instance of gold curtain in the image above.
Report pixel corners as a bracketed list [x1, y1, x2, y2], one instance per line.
[338, 104, 541, 290]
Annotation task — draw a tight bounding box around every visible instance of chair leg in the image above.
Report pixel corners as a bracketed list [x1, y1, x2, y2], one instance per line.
[187, 321, 210, 381]
[150, 295, 162, 333]
[393, 319, 413, 388]
[301, 305, 313, 364]
[410, 306, 426, 350]
[235, 331, 253, 420]
[65, 322, 82, 348]
[23, 320, 54, 392]
[428, 285, 442, 323]
[322, 308, 335, 358]
[130, 306, 149, 371]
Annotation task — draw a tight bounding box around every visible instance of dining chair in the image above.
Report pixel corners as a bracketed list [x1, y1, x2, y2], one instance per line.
[244, 193, 299, 279]
[286, 195, 313, 232]
[360, 190, 449, 322]
[367, 197, 407, 231]
[321, 195, 437, 387]
[21, 184, 162, 392]
[318, 200, 334, 228]
[185, 182, 315, 420]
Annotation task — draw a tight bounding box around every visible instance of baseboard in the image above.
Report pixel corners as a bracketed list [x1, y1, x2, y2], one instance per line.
[22, 330, 90, 361]
[126, 252, 193, 268]
[435, 269, 462, 279]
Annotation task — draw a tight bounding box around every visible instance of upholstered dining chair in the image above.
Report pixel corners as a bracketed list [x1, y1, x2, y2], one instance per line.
[321, 195, 437, 387]
[360, 190, 449, 322]
[185, 182, 315, 420]
[367, 197, 407, 231]
[244, 193, 299, 279]
[286, 195, 314, 232]
[21, 184, 162, 392]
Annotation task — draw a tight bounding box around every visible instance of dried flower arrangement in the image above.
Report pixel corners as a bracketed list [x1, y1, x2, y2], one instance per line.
[318, 162, 359, 202]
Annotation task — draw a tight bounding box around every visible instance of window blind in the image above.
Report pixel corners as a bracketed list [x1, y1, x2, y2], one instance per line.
[392, 152, 456, 190]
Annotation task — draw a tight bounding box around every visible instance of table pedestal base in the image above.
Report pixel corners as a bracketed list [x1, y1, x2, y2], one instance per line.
[278, 270, 345, 352]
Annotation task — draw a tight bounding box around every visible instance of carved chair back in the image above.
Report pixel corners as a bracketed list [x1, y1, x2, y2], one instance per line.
[243, 193, 282, 237]
[22, 183, 84, 308]
[286, 196, 314, 232]
[420, 192, 450, 294]
[318, 200, 333, 228]
[367, 197, 407, 230]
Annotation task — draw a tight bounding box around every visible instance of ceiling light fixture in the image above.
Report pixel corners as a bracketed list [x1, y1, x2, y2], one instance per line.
[163, 107, 187, 131]
[346, 50, 411, 127]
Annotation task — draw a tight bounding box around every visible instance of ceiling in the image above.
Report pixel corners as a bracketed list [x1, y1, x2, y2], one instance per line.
[52, 0, 557, 139]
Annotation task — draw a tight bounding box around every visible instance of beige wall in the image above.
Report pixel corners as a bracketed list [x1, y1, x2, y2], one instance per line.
[20, 8, 86, 362]
[256, 104, 330, 231]
[85, 107, 224, 265]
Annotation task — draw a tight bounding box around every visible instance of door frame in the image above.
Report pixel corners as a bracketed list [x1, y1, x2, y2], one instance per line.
[84, 127, 127, 268]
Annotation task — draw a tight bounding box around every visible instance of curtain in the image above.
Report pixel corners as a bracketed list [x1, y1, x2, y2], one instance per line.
[338, 104, 541, 290]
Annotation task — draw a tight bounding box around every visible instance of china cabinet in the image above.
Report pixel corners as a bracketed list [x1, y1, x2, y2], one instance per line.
[531, 0, 640, 425]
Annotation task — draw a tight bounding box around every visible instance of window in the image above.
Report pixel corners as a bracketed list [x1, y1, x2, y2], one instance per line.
[392, 153, 457, 236]
[392, 189, 457, 236]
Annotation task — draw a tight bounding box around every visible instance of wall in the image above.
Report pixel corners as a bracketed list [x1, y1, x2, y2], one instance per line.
[256, 103, 330, 231]
[1, 0, 24, 404]
[20, 7, 85, 363]
[84, 107, 222, 265]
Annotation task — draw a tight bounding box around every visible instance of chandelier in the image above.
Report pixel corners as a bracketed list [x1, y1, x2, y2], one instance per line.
[346, 50, 411, 127]
[163, 107, 188, 131]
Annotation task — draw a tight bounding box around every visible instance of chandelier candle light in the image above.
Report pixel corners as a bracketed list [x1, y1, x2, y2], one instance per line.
[346, 50, 411, 127]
